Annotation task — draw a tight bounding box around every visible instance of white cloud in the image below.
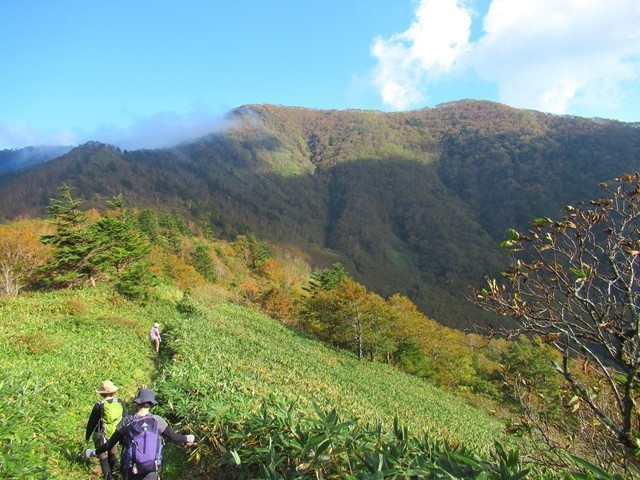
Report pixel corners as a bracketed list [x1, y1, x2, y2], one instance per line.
[0, 122, 76, 150]
[371, 0, 474, 109]
[474, 0, 640, 114]
[93, 108, 233, 150]
[371, 0, 640, 116]
[0, 107, 232, 151]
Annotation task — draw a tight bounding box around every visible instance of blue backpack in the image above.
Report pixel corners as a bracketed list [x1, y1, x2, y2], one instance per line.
[121, 415, 164, 475]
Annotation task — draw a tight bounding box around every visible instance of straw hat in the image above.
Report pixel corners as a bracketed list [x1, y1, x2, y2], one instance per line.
[96, 380, 119, 394]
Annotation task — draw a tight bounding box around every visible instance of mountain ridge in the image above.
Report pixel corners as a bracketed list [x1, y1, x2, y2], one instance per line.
[1, 100, 639, 328]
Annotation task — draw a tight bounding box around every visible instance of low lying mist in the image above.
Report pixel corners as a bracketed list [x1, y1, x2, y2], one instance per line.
[93, 108, 236, 150]
[0, 107, 236, 152]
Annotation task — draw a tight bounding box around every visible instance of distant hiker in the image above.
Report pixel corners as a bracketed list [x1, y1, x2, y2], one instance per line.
[85, 380, 127, 480]
[149, 322, 161, 353]
[86, 388, 196, 480]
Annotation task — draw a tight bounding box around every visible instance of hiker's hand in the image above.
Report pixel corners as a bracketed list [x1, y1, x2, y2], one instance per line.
[84, 448, 96, 459]
[185, 434, 196, 446]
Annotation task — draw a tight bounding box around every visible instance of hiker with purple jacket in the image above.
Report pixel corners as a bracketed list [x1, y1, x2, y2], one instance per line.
[149, 323, 161, 353]
[86, 388, 196, 480]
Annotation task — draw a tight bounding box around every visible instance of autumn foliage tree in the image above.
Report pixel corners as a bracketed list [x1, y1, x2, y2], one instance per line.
[0, 220, 52, 296]
[302, 277, 396, 360]
[300, 264, 486, 387]
[472, 172, 640, 472]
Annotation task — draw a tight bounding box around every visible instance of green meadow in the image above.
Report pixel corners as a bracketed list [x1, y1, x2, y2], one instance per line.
[0, 287, 162, 478]
[157, 300, 509, 449]
[0, 286, 513, 479]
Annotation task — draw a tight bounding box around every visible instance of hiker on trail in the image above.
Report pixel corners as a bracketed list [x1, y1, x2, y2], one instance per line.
[86, 388, 196, 480]
[85, 380, 127, 480]
[149, 322, 161, 353]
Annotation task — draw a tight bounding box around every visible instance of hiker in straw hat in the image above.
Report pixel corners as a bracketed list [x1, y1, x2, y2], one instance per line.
[85, 380, 127, 480]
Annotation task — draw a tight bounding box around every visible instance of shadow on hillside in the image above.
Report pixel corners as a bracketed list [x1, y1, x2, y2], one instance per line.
[2, 122, 634, 329]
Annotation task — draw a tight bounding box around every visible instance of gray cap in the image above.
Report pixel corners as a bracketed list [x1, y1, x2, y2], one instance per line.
[133, 388, 157, 405]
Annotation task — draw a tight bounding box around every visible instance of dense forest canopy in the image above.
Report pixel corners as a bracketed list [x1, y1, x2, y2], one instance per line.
[1, 100, 639, 328]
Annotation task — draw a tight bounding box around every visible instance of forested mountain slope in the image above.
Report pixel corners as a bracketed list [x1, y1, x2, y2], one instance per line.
[1, 100, 638, 328]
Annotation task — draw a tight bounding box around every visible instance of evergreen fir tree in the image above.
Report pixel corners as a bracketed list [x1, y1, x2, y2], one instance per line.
[193, 241, 217, 282]
[40, 184, 93, 286]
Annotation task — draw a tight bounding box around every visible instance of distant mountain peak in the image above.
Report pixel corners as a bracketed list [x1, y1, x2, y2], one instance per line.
[70, 141, 121, 154]
[0, 145, 73, 175]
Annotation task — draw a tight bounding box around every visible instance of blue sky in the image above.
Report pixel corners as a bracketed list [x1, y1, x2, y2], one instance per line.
[1, 0, 639, 150]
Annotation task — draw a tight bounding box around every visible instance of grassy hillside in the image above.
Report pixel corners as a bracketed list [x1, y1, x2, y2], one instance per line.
[0, 287, 165, 478]
[0, 285, 513, 479]
[156, 299, 510, 448]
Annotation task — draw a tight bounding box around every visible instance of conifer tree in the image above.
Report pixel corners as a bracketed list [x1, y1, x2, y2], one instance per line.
[40, 184, 93, 286]
[136, 208, 160, 242]
[85, 215, 149, 277]
[306, 263, 349, 294]
[41, 185, 150, 287]
[193, 241, 217, 282]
